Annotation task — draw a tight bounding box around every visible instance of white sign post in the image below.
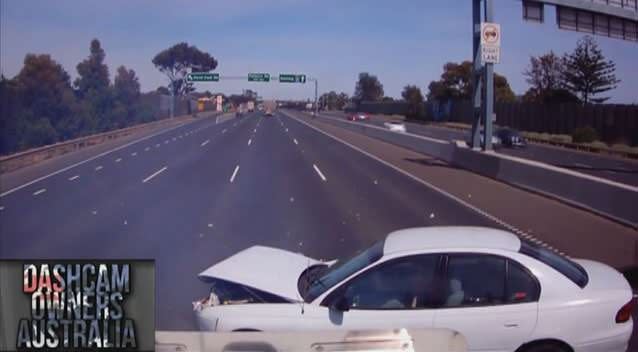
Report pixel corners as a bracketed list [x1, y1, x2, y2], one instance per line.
[480, 22, 501, 64]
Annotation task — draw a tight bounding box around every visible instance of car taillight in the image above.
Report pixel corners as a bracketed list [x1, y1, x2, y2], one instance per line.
[616, 298, 636, 323]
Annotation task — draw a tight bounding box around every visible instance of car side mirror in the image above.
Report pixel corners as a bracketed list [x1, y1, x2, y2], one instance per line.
[331, 296, 351, 312]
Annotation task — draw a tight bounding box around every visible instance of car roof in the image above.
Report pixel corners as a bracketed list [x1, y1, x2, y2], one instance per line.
[383, 226, 521, 255]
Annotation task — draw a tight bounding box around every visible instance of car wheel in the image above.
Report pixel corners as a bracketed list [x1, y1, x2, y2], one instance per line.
[519, 341, 570, 352]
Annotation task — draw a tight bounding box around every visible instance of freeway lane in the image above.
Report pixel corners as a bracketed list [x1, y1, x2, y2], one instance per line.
[327, 111, 638, 186]
[1, 110, 505, 331]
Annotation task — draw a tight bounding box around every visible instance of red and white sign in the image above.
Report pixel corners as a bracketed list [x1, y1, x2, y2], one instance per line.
[480, 22, 501, 64]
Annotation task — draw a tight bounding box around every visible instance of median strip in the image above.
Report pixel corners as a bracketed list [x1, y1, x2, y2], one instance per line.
[142, 166, 168, 184]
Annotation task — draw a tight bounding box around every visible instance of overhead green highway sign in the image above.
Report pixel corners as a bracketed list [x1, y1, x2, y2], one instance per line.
[279, 74, 307, 83]
[248, 73, 270, 82]
[186, 72, 219, 82]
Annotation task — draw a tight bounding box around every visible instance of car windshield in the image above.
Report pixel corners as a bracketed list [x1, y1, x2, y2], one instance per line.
[302, 240, 384, 303]
[520, 241, 588, 288]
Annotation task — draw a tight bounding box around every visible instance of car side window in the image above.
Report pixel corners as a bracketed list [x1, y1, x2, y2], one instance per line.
[506, 260, 540, 303]
[444, 254, 505, 307]
[338, 255, 439, 310]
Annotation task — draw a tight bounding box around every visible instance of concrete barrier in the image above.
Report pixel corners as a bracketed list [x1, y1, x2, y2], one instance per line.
[0, 112, 218, 174]
[283, 110, 638, 228]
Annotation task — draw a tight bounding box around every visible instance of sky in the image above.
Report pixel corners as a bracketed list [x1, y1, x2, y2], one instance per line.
[1, 0, 637, 103]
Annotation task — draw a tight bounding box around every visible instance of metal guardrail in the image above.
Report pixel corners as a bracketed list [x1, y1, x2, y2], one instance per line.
[0, 112, 216, 174]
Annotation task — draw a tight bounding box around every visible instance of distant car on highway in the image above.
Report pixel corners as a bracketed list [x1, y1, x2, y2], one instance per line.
[348, 112, 369, 121]
[383, 121, 406, 133]
[495, 128, 527, 148]
[194, 227, 634, 352]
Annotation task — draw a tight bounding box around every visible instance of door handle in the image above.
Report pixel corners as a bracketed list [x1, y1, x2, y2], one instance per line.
[504, 323, 519, 328]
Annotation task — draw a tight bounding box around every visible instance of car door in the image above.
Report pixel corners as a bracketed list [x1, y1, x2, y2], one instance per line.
[434, 254, 539, 352]
[316, 254, 441, 330]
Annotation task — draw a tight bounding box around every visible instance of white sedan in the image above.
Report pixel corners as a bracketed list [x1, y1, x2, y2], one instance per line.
[194, 227, 634, 352]
[383, 121, 407, 133]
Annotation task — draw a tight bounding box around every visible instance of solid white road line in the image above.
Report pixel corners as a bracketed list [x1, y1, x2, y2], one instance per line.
[142, 166, 168, 183]
[0, 118, 199, 198]
[313, 164, 327, 182]
[293, 138, 299, 145]
[95, 166, 103, 171]
[230, 165, 240, 183]
[201, 140, 210, 147]
[33, 189, 46, 196]
[248, 139, 252, 146]
[282, 111, 539, 240]
[68, 175, 80, 181]
[115, 158, 122, 163]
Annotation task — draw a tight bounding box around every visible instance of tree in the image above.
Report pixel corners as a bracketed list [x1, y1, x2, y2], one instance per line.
[401, 85, 424, 120]
[522, 51, 579, 104]
[16, 54, 80, 141]
[562, 36, 620, 104]
[336, 92, 349, 110]
[426, 61, 515, 103]
[353, 72, 384, 103]
[74, 39, 110, 97]
[152, 42, 218, 98]
[112, 66, 142, 128]
[114, 66, 140, 105]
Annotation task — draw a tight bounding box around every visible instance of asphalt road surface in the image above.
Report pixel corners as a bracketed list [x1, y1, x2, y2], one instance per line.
[329, 112, 638, 187]
[1, 111, 636, 350]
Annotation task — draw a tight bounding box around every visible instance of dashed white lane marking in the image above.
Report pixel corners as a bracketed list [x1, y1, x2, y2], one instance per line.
[115, 158, 122, 163]
[131, 152, 137, 156]
[33, 189, 47, 196]
[282, 111, 565, 254]
[0, 117, 201, 199]
[172, 137, 177, 141]
[313, 164, 327, 182]
[230, 165, 240, 183]
[285, 128, 289, 132]
[145, 147, 150, 152]
[68, 175, 80, 181]
[201, 140, 210, 147]
[95, 166, 103, 171]
[254, 129, 257, 133]
[248, 139, 252, 146]
[0, 206, 4, 211]
[164, 140, 169, 144]
[142, 166, 168, 183]
[155, 144, 160, 148]
[222, 129, 227, 134]
[293, 138, 299, 145]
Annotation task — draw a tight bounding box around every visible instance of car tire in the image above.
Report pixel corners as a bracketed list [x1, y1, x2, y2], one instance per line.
[519, 341, 570, 352]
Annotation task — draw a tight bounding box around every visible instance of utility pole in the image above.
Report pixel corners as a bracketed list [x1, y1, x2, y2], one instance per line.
[469, 0, 496, 151]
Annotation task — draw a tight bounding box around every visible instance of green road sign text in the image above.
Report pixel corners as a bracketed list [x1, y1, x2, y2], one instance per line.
[187, 73, 219, 82]
[279, 74, 306, 83]
[248, 73, 270, 82]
